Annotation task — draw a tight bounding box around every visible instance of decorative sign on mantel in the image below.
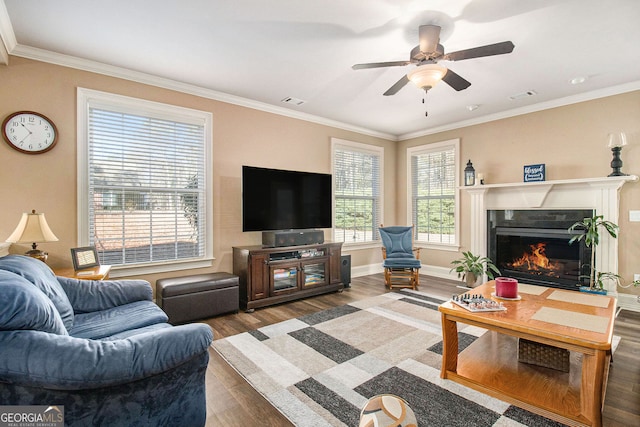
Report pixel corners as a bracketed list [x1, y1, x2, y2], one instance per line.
[524, 164, 545, 182]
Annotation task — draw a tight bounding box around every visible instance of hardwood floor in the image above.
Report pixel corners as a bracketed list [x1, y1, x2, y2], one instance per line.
[201, 274, 640, 427]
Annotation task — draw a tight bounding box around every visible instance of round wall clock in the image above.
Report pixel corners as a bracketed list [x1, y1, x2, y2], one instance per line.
[2, 111, 58, 154]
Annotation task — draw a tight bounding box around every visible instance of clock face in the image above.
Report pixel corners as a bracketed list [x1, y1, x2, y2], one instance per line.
[2, 111, 58, 154]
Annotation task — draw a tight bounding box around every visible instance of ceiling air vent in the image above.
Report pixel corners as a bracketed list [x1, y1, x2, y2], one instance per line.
[281, 96, 306, 106]
[509, 90, 537, 101]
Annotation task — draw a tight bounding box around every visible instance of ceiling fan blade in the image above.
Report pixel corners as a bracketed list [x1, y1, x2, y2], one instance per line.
[442, 68, 471, 91]
[352, 61, 411, 70]
[444, 41, 515, 62]
[383, 75, 410, 96]
[419, 25, 441, 53]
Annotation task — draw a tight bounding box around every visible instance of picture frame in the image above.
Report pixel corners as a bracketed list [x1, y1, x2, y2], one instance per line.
[523, 163, 546, 182]
[70, 246, 100, 271]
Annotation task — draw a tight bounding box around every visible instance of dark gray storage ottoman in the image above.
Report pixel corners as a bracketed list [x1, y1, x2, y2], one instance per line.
[156, 272, 239, 324]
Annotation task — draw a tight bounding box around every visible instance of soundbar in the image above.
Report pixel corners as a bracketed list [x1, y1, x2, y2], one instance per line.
[262, 229, 324, 248]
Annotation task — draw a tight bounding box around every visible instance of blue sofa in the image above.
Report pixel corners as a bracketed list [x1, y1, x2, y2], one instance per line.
[0, 255, 214, 426]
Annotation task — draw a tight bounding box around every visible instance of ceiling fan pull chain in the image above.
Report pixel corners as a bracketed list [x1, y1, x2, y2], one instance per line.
[423, 96, 429, 116]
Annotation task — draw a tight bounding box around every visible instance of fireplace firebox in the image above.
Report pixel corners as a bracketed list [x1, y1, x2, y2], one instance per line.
[488, 209, 593, 291]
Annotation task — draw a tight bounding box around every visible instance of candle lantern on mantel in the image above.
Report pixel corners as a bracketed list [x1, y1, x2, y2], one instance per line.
[607, 132, 628, 177]
[464, 160, 476, 186]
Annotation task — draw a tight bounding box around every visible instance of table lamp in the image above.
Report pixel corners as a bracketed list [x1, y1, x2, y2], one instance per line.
[5, 209, 59, 262]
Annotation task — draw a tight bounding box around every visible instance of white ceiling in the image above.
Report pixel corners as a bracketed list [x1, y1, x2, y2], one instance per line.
[2, 0, 640, 140]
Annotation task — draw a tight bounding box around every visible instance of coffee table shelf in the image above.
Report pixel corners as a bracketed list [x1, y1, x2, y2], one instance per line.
[453, 332, 583, 423]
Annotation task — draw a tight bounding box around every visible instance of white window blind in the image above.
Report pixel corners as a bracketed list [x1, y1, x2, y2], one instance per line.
[85, 103, 207, 267]
[408, 140, 459, 245]
[332, 139, 382, 244]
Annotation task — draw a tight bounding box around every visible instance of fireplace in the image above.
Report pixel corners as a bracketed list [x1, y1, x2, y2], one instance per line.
[488, 209, 593, 290]
[464, 176, 635, 298]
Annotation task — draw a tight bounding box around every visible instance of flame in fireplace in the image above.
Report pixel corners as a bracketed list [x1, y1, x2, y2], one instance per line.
[509, 242, 561, 275]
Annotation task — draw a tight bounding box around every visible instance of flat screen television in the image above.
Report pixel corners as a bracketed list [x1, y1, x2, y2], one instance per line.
[242, 165, 332, 232]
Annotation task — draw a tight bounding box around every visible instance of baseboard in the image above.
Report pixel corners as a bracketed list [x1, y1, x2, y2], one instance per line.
[353, 263, 640, 313]
[352, 263, 458, 281]
[420, 265, 456, 280]
[617, 293, 640, 313]
[351, 264, 382, 278]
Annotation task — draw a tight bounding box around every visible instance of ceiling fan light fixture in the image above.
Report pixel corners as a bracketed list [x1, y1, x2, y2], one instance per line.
[407, 64, 447, 90]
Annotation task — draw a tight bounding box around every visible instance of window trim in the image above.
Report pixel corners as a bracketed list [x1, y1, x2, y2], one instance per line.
[406, 138, 460, 251]
[77, 88, 213, 277]
[331, 138, 384, 247]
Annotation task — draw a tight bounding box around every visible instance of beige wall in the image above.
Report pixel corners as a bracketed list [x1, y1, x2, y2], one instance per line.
[0, 56, 395, 288]
[1, 56, 638, 296]
[398, 91, 640, 295]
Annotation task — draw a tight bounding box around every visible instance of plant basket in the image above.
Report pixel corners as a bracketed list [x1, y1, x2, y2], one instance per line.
[578, 286, 607, 295]
[518, 338, 569, 372]
[465, 272, 478, 288]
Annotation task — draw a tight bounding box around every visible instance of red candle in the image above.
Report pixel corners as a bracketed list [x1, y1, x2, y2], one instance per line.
[495, 277, 518, 298]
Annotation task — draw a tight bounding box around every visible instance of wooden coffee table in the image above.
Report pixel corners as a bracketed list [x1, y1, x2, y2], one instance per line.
[439, 281, 615, 427]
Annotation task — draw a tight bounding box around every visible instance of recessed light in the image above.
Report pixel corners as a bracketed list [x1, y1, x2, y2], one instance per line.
[570, 76, 587, 85]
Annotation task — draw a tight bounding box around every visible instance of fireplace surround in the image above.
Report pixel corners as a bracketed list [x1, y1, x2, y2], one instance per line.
[464, 176, 637, 296]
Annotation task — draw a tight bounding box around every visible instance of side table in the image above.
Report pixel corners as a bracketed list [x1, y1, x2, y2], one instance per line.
[54, 265, 112, 280]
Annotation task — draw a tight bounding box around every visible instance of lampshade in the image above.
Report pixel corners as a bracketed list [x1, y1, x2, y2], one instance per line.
[6, 210, 59, 243]
[607, 132, 627, 148]
[6, 210, 58, 262]
[407, 64, 447, 90]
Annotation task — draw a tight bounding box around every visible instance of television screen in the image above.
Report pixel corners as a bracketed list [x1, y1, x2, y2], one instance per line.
[242, 166, 332, 232]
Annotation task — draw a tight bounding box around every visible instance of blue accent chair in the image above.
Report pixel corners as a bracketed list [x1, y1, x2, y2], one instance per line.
[379, 225, 422, 290]
[0, 255, 213, 426]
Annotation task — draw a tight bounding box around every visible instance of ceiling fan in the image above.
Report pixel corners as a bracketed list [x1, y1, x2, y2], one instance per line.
[352, 24, 515, 98]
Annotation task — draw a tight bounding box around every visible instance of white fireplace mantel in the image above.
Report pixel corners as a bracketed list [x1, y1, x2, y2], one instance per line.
[464, 175, 638, 295]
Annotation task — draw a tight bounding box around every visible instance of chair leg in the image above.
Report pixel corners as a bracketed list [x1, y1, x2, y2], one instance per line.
[384, 267, 421, 290]
[384, 268, 391, 288]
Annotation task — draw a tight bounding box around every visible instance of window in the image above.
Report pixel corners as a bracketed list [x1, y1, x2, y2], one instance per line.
[332, 138, 383, 245]
[407, 139, 459, 247]
[77, 88, 212, 276]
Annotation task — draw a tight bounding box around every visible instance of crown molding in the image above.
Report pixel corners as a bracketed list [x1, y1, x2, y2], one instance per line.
[0, 0, 15, 64]
[398, 80, 640, 141]
[7, 41, 640, 143]
[8, 43, 397, 141]
[0, 36, 7, 65]
[2, 0, 638, 144]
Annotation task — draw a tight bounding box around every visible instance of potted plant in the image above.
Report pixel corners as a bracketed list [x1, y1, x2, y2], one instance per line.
[598, 274, 640, 291]
[568, 214, 619, 294]
[450, 251, 501, 288]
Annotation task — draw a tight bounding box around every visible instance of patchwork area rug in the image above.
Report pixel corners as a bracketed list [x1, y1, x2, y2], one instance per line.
[212, 290, 596, 426]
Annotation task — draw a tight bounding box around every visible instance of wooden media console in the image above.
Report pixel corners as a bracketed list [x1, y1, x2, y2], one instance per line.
[233, 242, 343, 311]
